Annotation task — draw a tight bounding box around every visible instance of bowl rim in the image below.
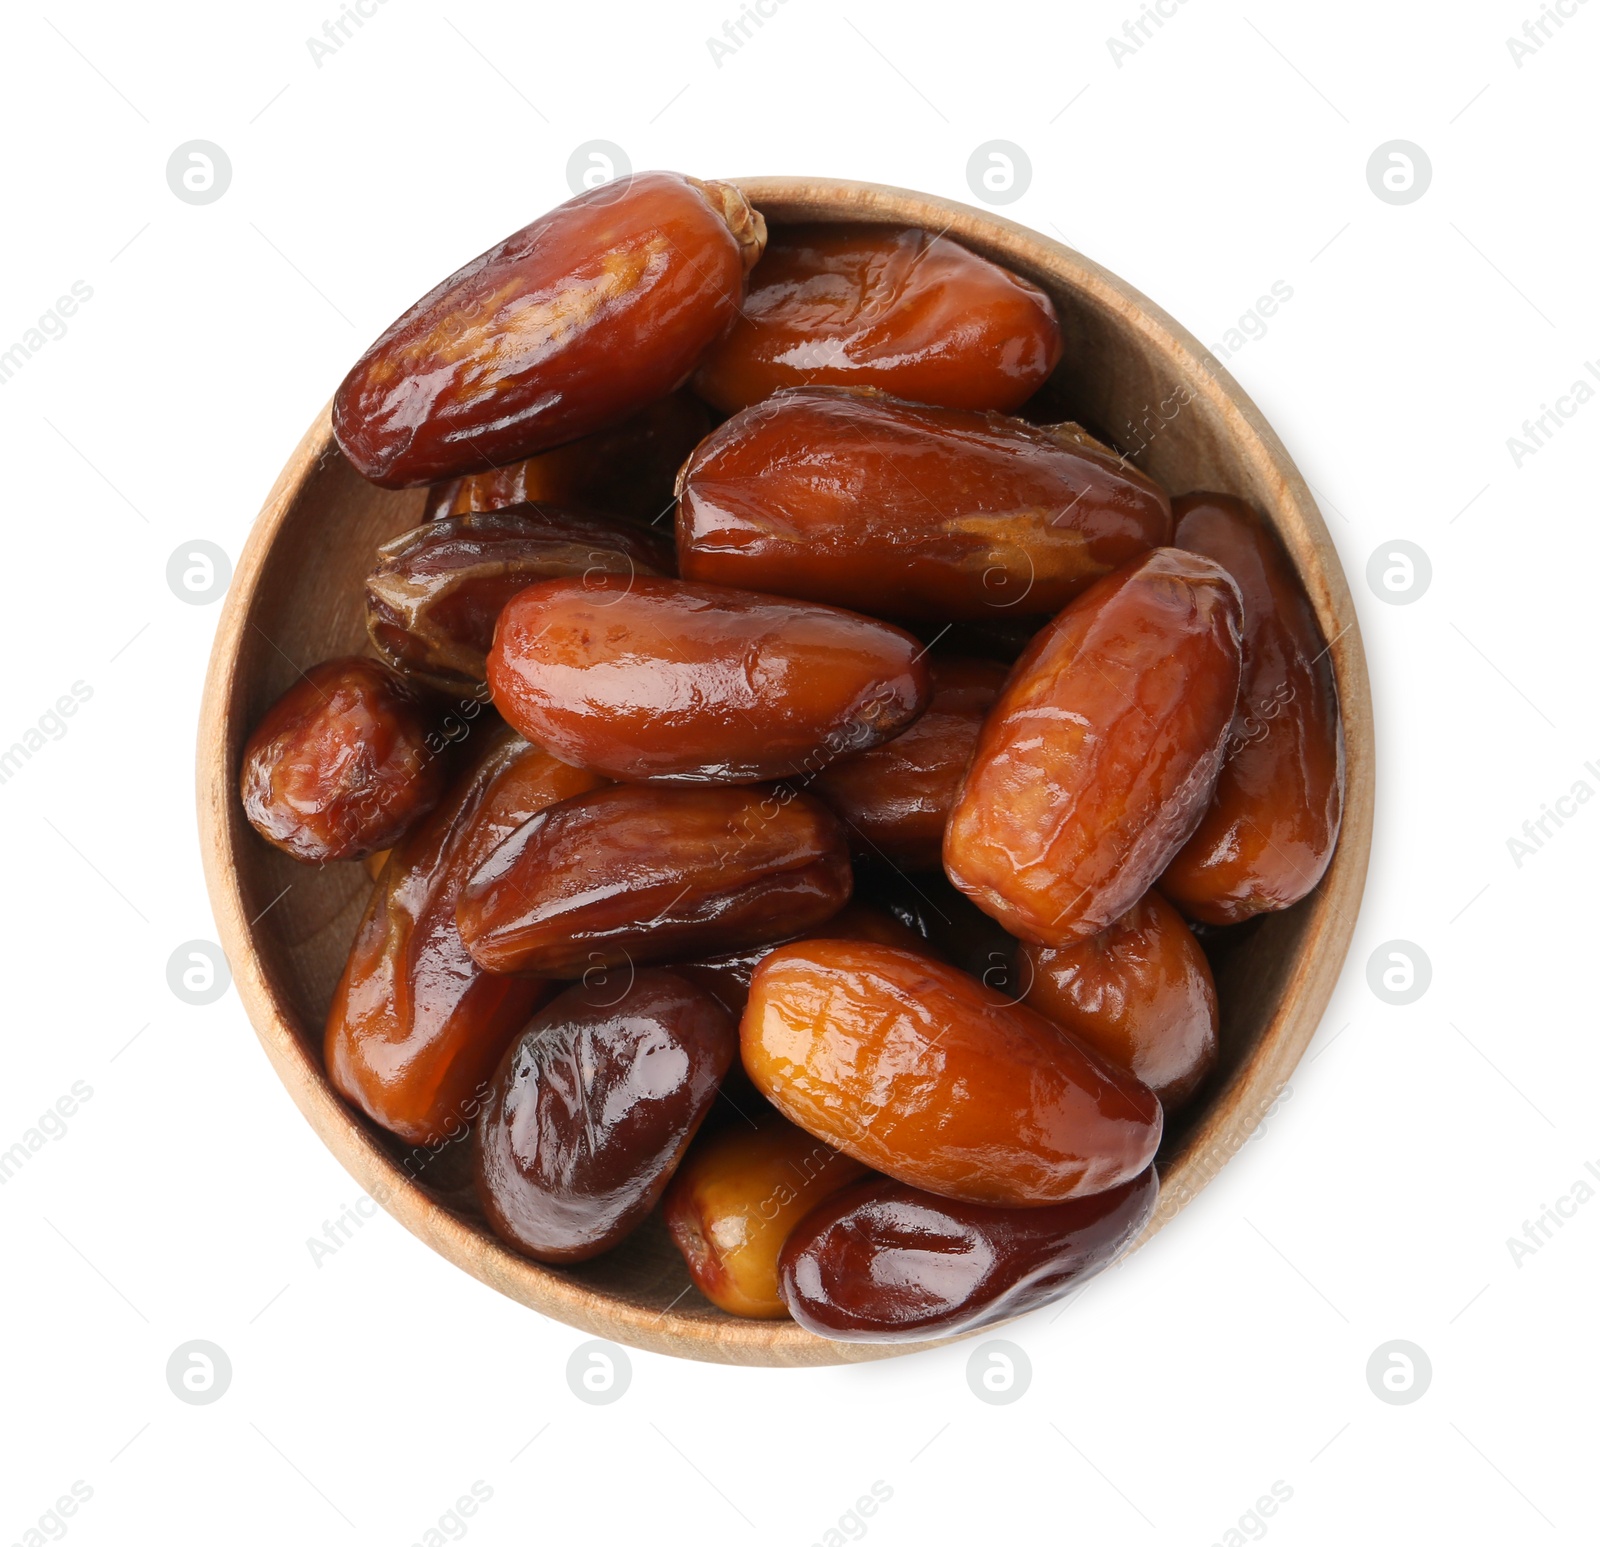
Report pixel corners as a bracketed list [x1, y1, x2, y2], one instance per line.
[196, 175, 1374, 1367]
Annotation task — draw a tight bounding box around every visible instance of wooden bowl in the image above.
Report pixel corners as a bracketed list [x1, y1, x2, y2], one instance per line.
[197, 177, 1373, 1366]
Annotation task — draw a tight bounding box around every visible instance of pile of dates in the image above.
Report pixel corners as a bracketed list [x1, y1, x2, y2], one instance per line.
[240, 171, 1343, 1343]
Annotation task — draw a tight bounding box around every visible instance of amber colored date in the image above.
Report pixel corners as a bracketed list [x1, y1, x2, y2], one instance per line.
[663, 1117, 870, 1318]
[691, 224, 1061, 414]
[675, 388, 1171, 620]
[812, 656, 1006, 870]
[422, 391, 710, 526]
[365, 507, 673, 689]
[487, 575, 930, 784]
[1161, 492, 1345, 923]
[324, 724, 604, 1146]
[239, 656, 447, 863]
[780, 1168, 1157, 1341]
[457, 784, 852, 976]
[675, 901, 931, 1017]
[476, 971, 735, 1262]
[1019, 890, 1217, 1109]
[333, 173, 764, 487]
[945, 548, 1243, 948]
[742, 941, 1161, 1206]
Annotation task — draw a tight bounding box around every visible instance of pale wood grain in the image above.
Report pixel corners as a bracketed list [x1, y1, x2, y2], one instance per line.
[196, 177, 1374, 1366]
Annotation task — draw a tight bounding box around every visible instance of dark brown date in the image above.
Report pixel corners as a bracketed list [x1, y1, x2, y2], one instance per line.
[422, 391, 710, 526]
[487, 575, 930, 784]
[333, 173, 764, 487]
[475, 971, 735, 1262]
[691, 223, 1060, 414]
[675, 388, 1171, 620]
[946, 548, 1243, 947]
[811, 656, 1006, 870]
[239, 656, 447, 862]
[779, 1169, 1158, 1341]
[324, 724, 605, 1145]
[1161, 492, 1345, 923]
[456, 784, 852, 976]
[1019, 890, 1217, 1109]
[365, 506, 673, 689]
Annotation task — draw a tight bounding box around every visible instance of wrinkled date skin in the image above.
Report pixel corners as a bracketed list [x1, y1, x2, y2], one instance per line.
[365, 507, 673, 689]
[812, 656, 1007, 870]
[457, 784, 852, 976]
[675, 388, 1172, 620]
[333, 173, 764, 487]
[1019, 890, 1217, 1109]
[422, 391, 710, 526]
[324, 725, 605, 1146]
[691, 224, 1061, 414]
[240, 656, 448, 862]
[475, 971, 735, 1262]
[946, 548, 1244, 948]
[487, 575, 931, 783]
[1162, 493, 1346, 923]
[676, 900, 931, 1018]
[742, 941, 1161, 1206]
[780, 1167, 1158, 1341]
[663, 1117, 869, 1318]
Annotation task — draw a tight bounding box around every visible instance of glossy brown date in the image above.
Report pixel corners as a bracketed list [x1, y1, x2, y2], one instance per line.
[475, 971, 735, 1262]
[324, 724, 605, 1146]
[422, 391, 710, 526]
[456, 784, 852, 976]
[487, 575, 931, 783]
[1019, 890, 1217, 1109]
[365, 506, 673, 689]
[742, 941, 1161, 1206]
[663, 1117, 870, 1318]
[239, 656, 447, 863]
[691, 224, 1061, 414]
[675, 901, 931, 1018]
[780, 1168, 1157, 1340]
[811, 656, 1007, 870]
[945, 548, 1243, 947]
[1161, 492, 1345, 923]
[675, 388, 1171, 620]
[333, 173, 764, 487]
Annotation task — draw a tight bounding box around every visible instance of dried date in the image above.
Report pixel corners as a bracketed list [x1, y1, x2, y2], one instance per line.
[487, 575, 930, 784]
[334, 173, 763, 486]
[945, 548, 1243, 947]
[1019, 890, 1217, 1109]
[1161, 492, 1345, 923]
[742, 940, 1161, 1206]
[780, 1169, 1157, 1340]
[692, 223, 1060, 413]
[476, 971, 735, 1262]
[676, 388, 1171, 620]
[456, 783, 852, 976]
[239, 656, 447, 863]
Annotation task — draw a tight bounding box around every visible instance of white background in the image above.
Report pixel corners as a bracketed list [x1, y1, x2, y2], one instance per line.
[2, 1, 1597, 1542]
